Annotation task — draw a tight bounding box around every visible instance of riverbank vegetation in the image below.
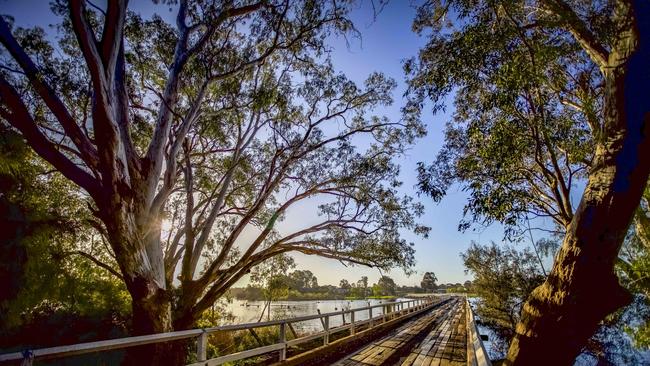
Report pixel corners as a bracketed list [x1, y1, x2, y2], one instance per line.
[229, 270, 472, 302]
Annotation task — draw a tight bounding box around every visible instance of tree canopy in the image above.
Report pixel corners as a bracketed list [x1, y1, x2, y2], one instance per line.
[420, 271, 437, 292]
[408, 0, 650, 364]
[0, 1, 428, 363]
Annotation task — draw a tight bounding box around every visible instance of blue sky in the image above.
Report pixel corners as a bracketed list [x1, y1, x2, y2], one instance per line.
[290, 1, 507, 286]
[0, 0, 515, 287]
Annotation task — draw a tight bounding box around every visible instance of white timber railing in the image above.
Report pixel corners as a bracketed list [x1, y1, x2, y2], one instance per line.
[0, 297, 438, 365]
[466, 297, 492, 366]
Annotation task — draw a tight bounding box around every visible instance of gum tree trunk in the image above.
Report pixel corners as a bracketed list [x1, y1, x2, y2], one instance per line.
[505, 1, 650, 364]
[96, 196, 178, 365]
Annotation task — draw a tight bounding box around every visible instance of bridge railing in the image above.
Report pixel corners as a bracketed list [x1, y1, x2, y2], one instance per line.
[466, 297, 492, 366]
[0, 297, 437, 365]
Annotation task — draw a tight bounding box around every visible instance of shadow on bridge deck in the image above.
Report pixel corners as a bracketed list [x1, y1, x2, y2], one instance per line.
[332, 297, 466, 366]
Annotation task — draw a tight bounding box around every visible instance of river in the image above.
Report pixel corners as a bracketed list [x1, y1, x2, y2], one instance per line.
[220, 298, 413, 333]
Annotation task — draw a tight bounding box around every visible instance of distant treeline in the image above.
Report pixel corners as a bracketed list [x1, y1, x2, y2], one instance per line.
[229, 271, 472, 301]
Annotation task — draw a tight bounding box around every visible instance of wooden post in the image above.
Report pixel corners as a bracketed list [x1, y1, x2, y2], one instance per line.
[287, 323, 298, 339]
[317, 309, 326, 329]
[249, 328, 263, 346]
[350, 311, 356, 335]
[279, 322, 286, 361]
[323, 316, 330, 345]
[197, 331, 207, 362]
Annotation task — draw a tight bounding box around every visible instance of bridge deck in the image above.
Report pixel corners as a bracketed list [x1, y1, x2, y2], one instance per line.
[333, 298, 466, 366]
[401, 297, 466, 366]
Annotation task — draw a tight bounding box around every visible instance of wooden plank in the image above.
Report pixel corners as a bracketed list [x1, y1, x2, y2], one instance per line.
[334, 299, 456, 366]
[399, 298, 468, 366]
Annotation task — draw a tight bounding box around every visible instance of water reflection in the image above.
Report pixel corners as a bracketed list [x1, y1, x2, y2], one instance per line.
[222, 298, 412, 333]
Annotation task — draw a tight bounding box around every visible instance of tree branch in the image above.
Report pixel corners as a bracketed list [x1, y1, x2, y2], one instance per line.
[0, 16, 99, 169]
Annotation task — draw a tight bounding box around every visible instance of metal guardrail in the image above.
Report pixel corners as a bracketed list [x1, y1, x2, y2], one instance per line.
[0, 297, 436, 365]
[466, 298, 492, 366]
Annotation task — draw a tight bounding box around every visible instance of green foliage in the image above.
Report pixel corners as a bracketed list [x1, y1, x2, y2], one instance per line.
[250, 255, 296, 304]
[375, 276, 397, 296]
[407, 0, 598, 238]
[1, 3, 431, 349]
[462, 242, 545, 342]
[0, 126, 129, 346]
[286, 270, 319, 291]
[420, 272, 437, 292]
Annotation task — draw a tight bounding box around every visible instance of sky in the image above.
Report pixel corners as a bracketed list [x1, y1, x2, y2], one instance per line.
[0, 0, 517, 287]
[283, 1, 508, 287]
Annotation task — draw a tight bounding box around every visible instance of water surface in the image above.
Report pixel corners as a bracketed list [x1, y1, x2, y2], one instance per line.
[222, 298, 414, 333]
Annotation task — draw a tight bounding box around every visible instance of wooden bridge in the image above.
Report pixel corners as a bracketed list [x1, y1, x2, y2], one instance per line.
[0, 296, 491, 366]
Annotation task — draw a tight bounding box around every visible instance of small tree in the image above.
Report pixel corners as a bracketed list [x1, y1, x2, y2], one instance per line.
[463, 280, 473, 292]
[288, 270, 318, 291]
[250, 255, 295, 322]
[462, 242, 546, 352]
[377, 275, 397, 296]
[420, 272, 438, 292]
[357, 276, 369, 298]
[339, 279, 351, 291]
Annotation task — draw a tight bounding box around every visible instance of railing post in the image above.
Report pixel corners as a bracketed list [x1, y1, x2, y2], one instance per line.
[323, 316, 330, 345]
[350, 311, 356, 335]
[369, 307, 373, 326]
[279, 322, 286, 361]
[197, 330, 208, 362]
[317, 309, 326, 329]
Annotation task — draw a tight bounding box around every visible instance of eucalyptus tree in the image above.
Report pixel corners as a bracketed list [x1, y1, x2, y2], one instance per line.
[409, 2, 598, 239]
[376, 275, 397, 296]
[0, 1, 427, 364]
[407, 0, 650, 363]
[420, 271, 437, 292]
[618, 184, 650, 348]
[162, 57, 427, 328]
